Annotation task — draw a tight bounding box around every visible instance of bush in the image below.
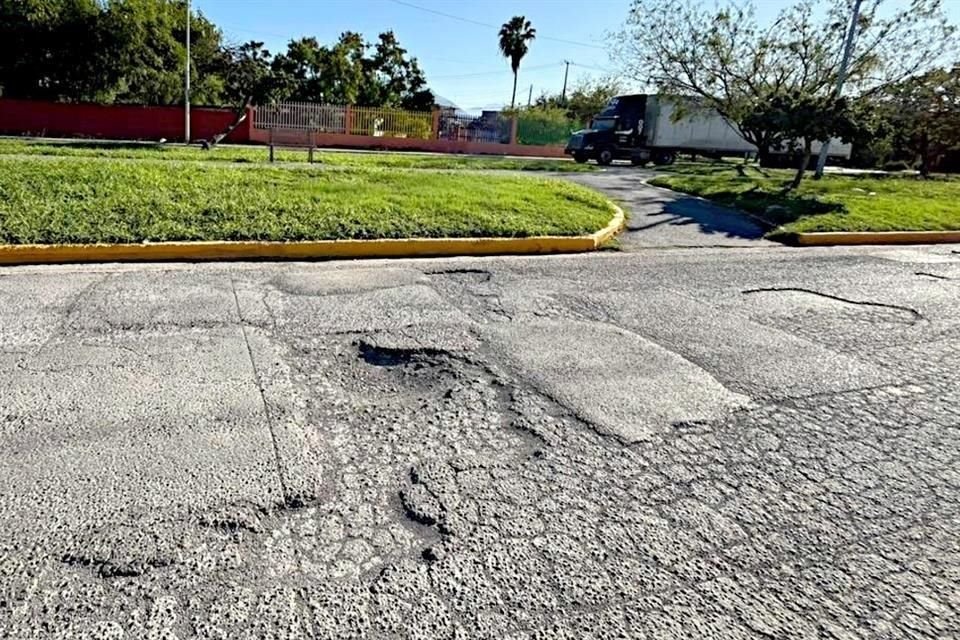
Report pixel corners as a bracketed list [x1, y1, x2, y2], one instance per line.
[351, 108, 432, 139]
[515, 107, 578, 146]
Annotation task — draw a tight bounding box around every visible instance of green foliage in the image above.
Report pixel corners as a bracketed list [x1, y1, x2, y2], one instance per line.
[877, 66, 960, 175]
[0, 156, 613, 243]
[514, 108, 577, 146]
[650, 163, 960, 233]
[268, 31, 431, 108]
[349, 109, 433, 139]
[535, 77, 624, 127]
[0, 0, 433, 110]
[744, 92, 872, 186]
[0, 0, 121, 102]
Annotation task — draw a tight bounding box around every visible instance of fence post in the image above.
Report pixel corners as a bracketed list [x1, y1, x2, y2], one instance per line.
[269, 127, 275, 163]
[345, 105, 353, 135]
[431, 108, 441, 139]
[509, 115, 518, 145]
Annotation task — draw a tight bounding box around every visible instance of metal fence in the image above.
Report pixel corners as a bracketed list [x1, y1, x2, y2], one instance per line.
[253, 102, 347, 133]
[252, 102, 526, 146]
[254, 102, 432, 139]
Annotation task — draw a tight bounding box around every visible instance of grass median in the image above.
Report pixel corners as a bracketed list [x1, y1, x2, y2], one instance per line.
[0, 156, 614, 245]
[649, 163, 960, 236]
[0, 138, 588, 172]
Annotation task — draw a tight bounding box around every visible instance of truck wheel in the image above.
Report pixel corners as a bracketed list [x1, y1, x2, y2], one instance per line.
[596, 147, 615, 166]
[653, 151, 676, 166]
[572, 152, 588, 164]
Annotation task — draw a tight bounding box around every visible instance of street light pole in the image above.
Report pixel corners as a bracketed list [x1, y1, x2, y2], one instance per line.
[561, 60, 571, 104]
[185, 0, 191, 143]
[814, 0, 862, 179]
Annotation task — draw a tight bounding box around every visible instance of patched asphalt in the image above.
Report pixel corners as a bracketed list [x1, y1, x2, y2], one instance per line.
[1, 243, 959, 638]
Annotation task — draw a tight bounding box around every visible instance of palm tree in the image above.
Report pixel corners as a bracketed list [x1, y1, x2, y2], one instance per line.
[498, 16, 536, 109]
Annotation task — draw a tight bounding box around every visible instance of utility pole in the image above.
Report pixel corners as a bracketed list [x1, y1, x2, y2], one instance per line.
[527, 84, 533, 107]
[185, 0, 191, 143]
[814, 0, 861, 179]
[561, 60, 571, 104]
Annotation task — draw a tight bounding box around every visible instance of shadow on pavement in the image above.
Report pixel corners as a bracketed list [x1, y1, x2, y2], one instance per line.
[625, 191, 769, 240]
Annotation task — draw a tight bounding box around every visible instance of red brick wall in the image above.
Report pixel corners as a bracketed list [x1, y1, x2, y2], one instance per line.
[0, 99, 251, 143]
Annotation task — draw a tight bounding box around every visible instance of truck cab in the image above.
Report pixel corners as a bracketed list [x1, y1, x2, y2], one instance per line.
[564, 95, 666, 166]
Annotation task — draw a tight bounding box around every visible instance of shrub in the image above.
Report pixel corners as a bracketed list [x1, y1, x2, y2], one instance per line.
[515, 107, 578, 146]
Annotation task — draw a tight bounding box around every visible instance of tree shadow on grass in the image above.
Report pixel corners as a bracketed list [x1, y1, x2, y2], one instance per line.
[704, 185, 846, 228]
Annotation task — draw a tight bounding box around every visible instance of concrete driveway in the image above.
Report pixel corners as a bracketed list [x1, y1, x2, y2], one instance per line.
[568, 167, 775, 248]
[2, 244, 960, 637]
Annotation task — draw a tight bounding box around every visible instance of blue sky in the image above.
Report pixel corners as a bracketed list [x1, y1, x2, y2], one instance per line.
[194, 0, 960, 112]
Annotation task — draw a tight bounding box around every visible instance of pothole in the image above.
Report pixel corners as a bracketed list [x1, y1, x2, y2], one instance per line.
[356, 340, 450, 367]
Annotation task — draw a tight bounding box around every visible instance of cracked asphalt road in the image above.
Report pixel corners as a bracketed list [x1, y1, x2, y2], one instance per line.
[1, 243, 960, 638]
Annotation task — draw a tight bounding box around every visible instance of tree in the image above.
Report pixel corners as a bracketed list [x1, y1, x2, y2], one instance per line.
[880, 66, 960, 175]
[0, 1, 435, 110]
[498, 16, 536, 109]
[745, 92, 867, 188]
[106, 0, 225, 105]
[220, 41, 273, 107]
[269, 30, 431, 107]
[0, 0, 118, 102]
[616, 0, 956, 184]
[535, 77, 623, 126]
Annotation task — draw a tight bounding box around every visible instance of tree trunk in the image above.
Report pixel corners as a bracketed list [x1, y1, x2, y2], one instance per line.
[788, 139, 813, 191]
[756, 147, 769, 167]
[510, 71, 518, 110]
[919, 131, 930, 178]
[755, 137, 772, 168]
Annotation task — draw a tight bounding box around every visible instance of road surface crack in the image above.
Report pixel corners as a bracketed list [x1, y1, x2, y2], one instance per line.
[230, 278, 295, 508]
[916, 271, 955, 281]
[742, 287, 923, 321]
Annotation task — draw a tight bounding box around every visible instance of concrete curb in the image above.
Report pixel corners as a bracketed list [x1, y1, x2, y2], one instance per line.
[0, 206, 625, 266]
[791, 230, 960, 246]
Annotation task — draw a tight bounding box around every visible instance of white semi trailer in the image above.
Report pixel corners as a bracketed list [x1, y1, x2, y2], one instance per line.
[565, 94, 852, 166]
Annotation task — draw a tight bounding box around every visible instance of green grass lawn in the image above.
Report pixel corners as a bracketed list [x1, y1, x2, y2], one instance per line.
[0, 156, 614, 244]
[0, 138, 590, 172]
[649, 162, 960, 236]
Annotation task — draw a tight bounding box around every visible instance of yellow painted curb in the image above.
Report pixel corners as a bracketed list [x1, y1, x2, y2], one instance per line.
[0, 206, 625, 266]
[793, 230, 960, 246]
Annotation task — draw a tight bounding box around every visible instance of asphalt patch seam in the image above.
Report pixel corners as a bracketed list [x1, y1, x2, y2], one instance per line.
[230, 277, 319, 640]
[34, 274, 107, 356]
[229, 278, 295, 508]
[742, 287, 923, 321]
[915, 271, 956, 281]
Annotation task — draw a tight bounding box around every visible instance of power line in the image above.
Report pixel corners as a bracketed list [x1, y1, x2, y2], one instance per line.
[430, 62, 561, 80]
[569, 61, 618, 74]
[387, 0, 494, 29]
[386, 0, 606, 50]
